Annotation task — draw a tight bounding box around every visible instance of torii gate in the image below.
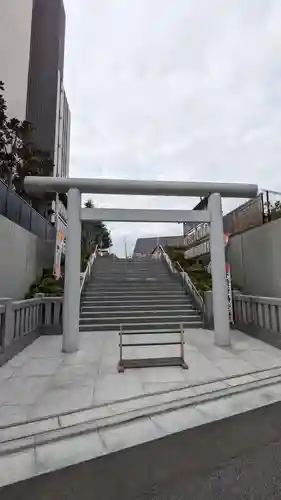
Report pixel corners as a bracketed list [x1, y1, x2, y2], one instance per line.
[25, 177, 258, 352]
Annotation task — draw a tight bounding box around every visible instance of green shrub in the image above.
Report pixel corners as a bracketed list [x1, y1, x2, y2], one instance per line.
[166, 246, 212, 297]
[25, 270, 64, 298]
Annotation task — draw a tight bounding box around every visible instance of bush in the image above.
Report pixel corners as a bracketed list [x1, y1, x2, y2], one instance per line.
[166, 246, 212, 297]
[25, 269, 64, 298]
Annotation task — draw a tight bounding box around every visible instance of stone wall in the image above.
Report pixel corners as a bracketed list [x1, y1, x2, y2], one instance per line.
[227, 217, 281, 297]
[0, 214, 54, 299]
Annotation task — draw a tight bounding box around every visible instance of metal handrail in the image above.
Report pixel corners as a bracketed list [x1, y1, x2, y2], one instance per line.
[80, 245, 99, 294]
[176, 261, 204, 311]
[157, 244, 175, 274]
[156, 244, 203, 312]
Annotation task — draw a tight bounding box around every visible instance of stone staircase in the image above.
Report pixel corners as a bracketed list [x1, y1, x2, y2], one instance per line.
[80, 256, 203, 333]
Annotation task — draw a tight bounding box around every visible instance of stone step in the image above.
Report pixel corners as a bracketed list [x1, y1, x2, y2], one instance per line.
[80, 303, 194, 312]
[80, 309, 199, 319]
[80, 296, 189, 304]
[85, 280, 182, 290]
[82, 290, 185, 297]
[117, 328, 187, 335]
[2, 367, 281, 488]
[79, 320, 203, 331]
[92, 272, 170, 276]
[81, 296, 191, 303]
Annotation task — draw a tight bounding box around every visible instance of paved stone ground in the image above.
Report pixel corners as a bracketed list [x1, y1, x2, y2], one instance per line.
[3, 400, 281, 500]
[0, 328, 281, 426]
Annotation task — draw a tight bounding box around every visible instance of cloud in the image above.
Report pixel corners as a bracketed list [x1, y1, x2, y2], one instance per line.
[64, 0, 281, 255]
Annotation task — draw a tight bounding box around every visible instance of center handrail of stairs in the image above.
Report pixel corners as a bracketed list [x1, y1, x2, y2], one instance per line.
[80, 245, 99, 294]
[156, 244, 204, 312]
[176, 261, 204, 312]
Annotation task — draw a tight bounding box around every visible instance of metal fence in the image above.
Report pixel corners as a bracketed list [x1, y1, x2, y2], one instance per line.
[0, 297, 63, 365]
[0, 179, 56, 241]
[262, 190, 281, 223]
[233, 293, 281, 334]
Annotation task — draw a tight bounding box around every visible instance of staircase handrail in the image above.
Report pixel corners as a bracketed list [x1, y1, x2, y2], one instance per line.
[156, 244, 203, 312]
[80, 245, 99, 294]
[156, 244, 175, 274]
[176, 261, 204, 312]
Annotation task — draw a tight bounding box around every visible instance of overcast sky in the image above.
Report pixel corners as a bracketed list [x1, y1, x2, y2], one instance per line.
[63, 0, 281, 256]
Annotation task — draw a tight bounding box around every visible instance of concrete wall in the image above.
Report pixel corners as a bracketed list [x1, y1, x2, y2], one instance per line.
[0, 215, 54, 299]
[227, 217, 281, 297]
[0, 0, 33, 120]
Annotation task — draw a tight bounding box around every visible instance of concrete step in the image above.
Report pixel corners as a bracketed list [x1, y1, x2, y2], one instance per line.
[118, 328, 185, 335]
[80, 320, 203, 331]
[82, 288, 185, 298]
[80, 296, 193, 310]
[86, 282, 181, 288]
[80, 309, 198, 319]
[81, 296, 188, 303]
[80, 315, 202, 332]
[93, 272, 168, 276]
[80, 297, 191, 304]
[81, 295, 190, 303]
[3, 367, 281, 487]
[82, 288, 185, 293]
[81, 295, 188, 303]
[80, 303, 194, 312]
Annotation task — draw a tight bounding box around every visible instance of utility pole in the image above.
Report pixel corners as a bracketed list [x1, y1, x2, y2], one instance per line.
[124, 238, 128, 259]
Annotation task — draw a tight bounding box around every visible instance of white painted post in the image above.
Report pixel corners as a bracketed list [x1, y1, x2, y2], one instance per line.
[209, 193, 231, 346]
[62, 188, 81, 352]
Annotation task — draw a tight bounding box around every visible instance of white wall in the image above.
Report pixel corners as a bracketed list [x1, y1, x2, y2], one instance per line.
[0, 0, 33, 120]
[227, 217, 281, 298]
[0, 215, 54, 299]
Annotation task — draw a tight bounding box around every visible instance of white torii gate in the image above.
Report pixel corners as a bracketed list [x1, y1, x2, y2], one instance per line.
[25, 177, 258, 352]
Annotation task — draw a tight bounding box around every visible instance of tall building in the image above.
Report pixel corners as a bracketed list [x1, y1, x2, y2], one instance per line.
[0, 0, 71, 178]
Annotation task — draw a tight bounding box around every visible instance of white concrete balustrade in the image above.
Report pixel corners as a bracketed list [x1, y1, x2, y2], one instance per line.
[234, 294, 281, 333]
[0, 297, 63, 365]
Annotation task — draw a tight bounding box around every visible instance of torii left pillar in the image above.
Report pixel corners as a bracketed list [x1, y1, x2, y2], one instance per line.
[62, 188, 81, 352]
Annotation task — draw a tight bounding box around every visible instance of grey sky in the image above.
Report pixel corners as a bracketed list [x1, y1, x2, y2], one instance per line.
[63, 0, 281, 256]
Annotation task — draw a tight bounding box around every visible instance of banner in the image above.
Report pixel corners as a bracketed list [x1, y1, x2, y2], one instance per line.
[226, 263, 234, 324]
[54, 230, 64, 279]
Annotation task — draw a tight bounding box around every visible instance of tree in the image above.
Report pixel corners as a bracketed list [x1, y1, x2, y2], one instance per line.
[81, 198, 112, 257]
[0, 81, 54, 196]
[84, 199, 94, 208]
[271, 200, 281, 221]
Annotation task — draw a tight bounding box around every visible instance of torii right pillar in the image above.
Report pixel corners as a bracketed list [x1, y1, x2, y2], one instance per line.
[208, 193, 231, 347]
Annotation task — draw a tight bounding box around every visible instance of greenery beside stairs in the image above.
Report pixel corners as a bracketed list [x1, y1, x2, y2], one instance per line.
[25, 270, 64, 299]
[165, 246, 212, 296]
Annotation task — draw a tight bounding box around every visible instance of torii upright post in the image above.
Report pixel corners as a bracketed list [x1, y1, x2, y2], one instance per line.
[62, 188, 81, 352]
[209, 193, 231, 346]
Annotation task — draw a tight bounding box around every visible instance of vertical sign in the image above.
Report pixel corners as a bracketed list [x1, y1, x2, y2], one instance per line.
[54, 230, 64, 279]
[226, 263, 233, 324]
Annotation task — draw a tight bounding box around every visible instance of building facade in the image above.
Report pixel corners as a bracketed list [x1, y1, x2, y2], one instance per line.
[0, 0, 70, 178]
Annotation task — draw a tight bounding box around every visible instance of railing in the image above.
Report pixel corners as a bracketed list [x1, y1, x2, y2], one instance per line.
[157, 244, 175, 274]
[80, 246, 99, 294]
[156, 244, 204, 312]
[233, 294, 281, 334]
[0, 178, 56, 241]
[176, 261, 204, 312]
[0, 297, 63, 365]
[184, 194, 264, 259]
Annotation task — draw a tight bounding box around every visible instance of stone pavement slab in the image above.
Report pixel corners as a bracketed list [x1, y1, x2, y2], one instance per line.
[0, 328, 281, 428]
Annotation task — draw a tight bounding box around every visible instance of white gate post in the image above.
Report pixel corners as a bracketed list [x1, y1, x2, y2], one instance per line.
[209, 193, 231, 346]
[62, 188, 81, 352]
